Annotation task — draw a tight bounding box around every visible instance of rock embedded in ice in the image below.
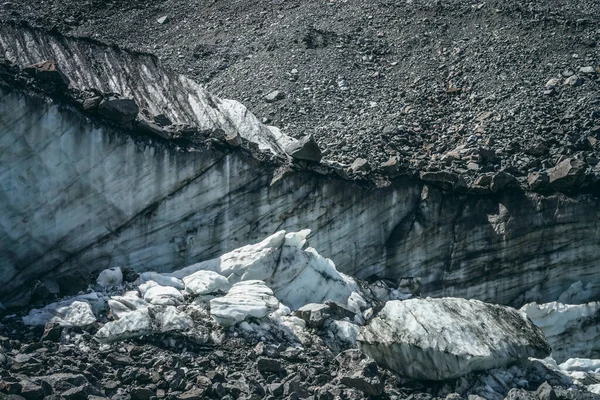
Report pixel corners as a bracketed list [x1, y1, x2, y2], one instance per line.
[521, 301, 600, 362]
[23, 300, 96, 327]
[358, 298, 551, 380]
[95, 305, 193, 343]
[210, 280, 279, 327]
[108, 291, 150, 319]
[139, 281, 184, 306]
[183, 270, 229, 295]
[96, 267, 123, 288]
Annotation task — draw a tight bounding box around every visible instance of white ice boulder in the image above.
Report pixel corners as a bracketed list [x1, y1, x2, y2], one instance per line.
[210, 280, 279, 326]
[183, 270, 230, 295]
[521, 301, 600, 362]
[96, 267, 123, 288]
[95, 305, 193, 343]
[559, 358, 600, 372]
[172, 230, 362, 311]
[23, 300, 96, 327]
[139, 281, 184, 306]
[138, 272, 185, 290]
[358, 298, 551, 380]
[108, 291, 150, 319]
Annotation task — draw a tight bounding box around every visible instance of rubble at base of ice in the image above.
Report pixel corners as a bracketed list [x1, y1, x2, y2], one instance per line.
[18, 230, 600, 397]
[357, 298, 551, 380]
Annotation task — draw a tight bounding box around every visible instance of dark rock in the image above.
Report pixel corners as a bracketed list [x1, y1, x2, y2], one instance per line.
[269, 383, 283, 398]
[350, 158, 370, 173]
[283, 379, 308, 398]
[41, 323, 62, 342]
[30, 281, 54, 303]
[256, 358, 285, 374]
[40, 374, 88, 391]
[177, 387, 207, 400]
[18, 383, 44, 400]
[490, 171, 517, 193]
[98, 99, 139, 124]
[286, 135, 322, 163]
[339, 358, 383, 396]
[61, 384, 100, 400]
[526, 143, 549, 156]
[294, 304, 330, 328]
[152, 114, 172, 127]
[106, 353, 133, 366]
[264, 90, 285, 103]
[137, 118, 170, 139]
[0, 381, 22, 395]
[82, 97, 102, 111]
[503, 388, 534, 400]
[380, 157, 400, 176]
[547, 158, 586, 190]
[23, 61, 69, 87]
[55, 272, 91, 297]
[527, 172, 549, 191]
[535, 382, 556, 400]
[130, 387, 154, 400]
[420, 171, 459, 185]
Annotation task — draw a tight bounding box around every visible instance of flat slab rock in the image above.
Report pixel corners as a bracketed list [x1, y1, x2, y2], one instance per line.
[358, 298, 551, 380]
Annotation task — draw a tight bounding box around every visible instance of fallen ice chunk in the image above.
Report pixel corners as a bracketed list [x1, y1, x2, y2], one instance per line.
[139, 281, 183, 305]
[358, 298, 551, 380]
[559, 358, 600, 372]
[108, 291, 150, 319]
[210, 280, 279, 326]
[172, 230, 362, 311]
[521, 301, 600, 362]
[138, 272, 184, 290]
[95, 305, 193, 343]
[96, 267, 123, 288]
[23, 300, 96, 327]
[183, 270, 229, 295]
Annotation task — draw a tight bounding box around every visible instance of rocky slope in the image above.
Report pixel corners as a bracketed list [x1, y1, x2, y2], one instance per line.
[1, 0, 600, 187]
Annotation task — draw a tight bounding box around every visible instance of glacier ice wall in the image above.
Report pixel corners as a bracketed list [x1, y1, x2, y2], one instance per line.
[1, 25, 599, 308]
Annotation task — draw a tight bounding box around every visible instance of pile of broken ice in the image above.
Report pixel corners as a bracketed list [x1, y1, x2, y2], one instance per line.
[21, 230, 600, 395]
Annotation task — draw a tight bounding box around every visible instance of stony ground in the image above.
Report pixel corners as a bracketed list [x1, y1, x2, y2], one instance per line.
[2, 0, 600, 188]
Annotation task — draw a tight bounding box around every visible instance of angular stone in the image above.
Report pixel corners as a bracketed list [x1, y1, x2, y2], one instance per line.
[130, 387, 154, 400]
[98, 98, 139, 124]
[350, 158, 370, 173]
[23, 61, 69, 86]
[547, 158, 586, 190]
[380, 157, 400, 175]
[358, 298, 551, 380]
[294, 303, 330, 328]
[339, 359, 383, 396]
[286, 135, 322, 163]
[41, 322, 62, 342]
[82, 96, 102, 111]
[256, 357, 284, 374]
[419, 170, 459, 185]
[527, 172, 549, 191]
[264, 90, 285, 103]
[536, 382, 557, 400]
[490, 171, 517, 193]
